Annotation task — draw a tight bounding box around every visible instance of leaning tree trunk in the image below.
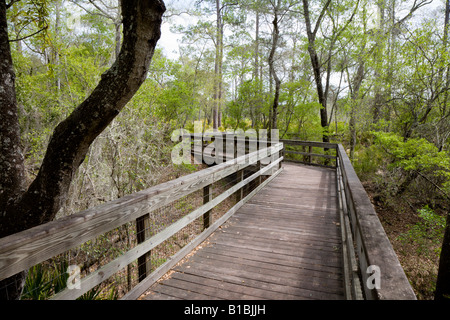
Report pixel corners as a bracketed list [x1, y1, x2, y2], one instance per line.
[0, 0, 166, 300]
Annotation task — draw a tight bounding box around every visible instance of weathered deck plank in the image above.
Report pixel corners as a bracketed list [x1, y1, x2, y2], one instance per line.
[141, 163, 344, 300]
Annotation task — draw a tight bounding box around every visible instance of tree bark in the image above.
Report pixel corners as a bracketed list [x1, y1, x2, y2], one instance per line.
[0, 0, 166, 300]
[436, 212, 450, 300]
[0, 0, 27, 229]
[0, 1, 28, 300]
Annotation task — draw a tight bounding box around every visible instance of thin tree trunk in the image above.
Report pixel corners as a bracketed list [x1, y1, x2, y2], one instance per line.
[254, 11, 259, 81]
[212, 0, 222, 130]
[349, 60, 365, 160]
[442, 0, 450, 119]
[268, 0, 281, 131]
[218, 18, 223, 128]
[55, 0, 62, 93]
[252, 11, 260, 128]
[302, 0, 332, 143]
[372, 0, 386, 124]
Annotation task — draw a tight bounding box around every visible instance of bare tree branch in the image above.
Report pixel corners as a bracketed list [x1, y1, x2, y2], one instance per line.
[8, 23, 48, 42]
[6, 0, 21, 9]
[312, 0, 332, 38]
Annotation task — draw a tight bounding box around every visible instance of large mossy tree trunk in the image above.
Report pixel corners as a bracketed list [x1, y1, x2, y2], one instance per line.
[0, 0, 166, 300]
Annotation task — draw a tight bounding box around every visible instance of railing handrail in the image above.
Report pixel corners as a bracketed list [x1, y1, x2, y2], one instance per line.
[281, 139, 337, 168]
[336, 144, 416, 300]
[279, 139, 337, 149]
[0, 143, 283, 292]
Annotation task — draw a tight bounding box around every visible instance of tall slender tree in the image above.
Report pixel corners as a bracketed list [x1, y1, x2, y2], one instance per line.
[213, 0, 223, 129]
[301, 0, 332, 143]
[268, 0, 282, 130]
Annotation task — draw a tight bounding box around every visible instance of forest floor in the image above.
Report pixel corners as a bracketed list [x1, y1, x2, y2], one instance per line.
[363, 181, 441, 300]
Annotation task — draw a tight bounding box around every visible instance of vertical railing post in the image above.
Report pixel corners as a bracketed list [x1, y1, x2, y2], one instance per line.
[335, 148, 339, 169]
[234, 135, 238, 160]
[308, 145, 313, 164]
[136, 214, 152, 282]
[279, 143, 283, 169]
[301, 145, 305, 162]
[203, 184, 212, 230]
[235, 169, 244, 202]
[257, 152, 262, 186]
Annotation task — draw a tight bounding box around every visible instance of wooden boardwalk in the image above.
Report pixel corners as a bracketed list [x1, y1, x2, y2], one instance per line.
[140, 163, 344, 300]
[0, 140, 416, 300]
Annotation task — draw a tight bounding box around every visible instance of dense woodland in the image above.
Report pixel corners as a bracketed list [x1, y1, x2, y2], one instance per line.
[0, 0, 449, 300]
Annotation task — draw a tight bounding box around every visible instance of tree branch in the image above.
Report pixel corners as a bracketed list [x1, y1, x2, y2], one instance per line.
[8, 24, 48, 42]
[313, 0, 332, 38]
[395, 0, 433, 28]
[414, 169, 450, 200]
[6, 0, 21, 9]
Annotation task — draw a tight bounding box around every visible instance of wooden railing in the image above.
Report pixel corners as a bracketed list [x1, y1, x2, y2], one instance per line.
[0, 142, 283, 300]
[336, 144, 416, 300]
[280, 139, 337, 168]
[0, 136, 417, 300]
[282, 139, 416, 300]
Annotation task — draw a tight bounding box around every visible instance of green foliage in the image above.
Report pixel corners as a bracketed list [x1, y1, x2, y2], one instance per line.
[22, 260, 119, 300]
[7, 0, 51, 47]
[22, 260, 68, 300]
[373, 132, 448, 171]
[372, 131, 450, 193]
[352, 144, 384, 180]
[76, 285, 102, 300]
[398, 206, 446, 257]
[22, 264, 53, 300]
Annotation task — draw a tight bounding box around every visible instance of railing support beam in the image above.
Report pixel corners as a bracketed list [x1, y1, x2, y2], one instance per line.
[203, 184, 212, 230]
[136, 214, 152, 282]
